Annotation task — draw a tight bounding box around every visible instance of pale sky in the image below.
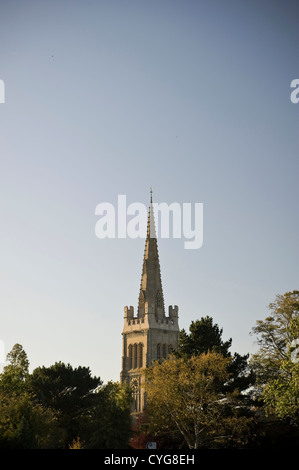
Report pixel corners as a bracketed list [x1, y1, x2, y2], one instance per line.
[0, 0, 298, 382]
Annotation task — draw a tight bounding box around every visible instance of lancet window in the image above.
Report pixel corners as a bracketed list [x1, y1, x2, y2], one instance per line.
[128, 343, 143, 370]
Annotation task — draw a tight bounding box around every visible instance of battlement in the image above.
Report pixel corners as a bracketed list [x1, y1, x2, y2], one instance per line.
[123, 302, 179, 331]
[124, 305, 134, 319]
[168, 305, 178, 318]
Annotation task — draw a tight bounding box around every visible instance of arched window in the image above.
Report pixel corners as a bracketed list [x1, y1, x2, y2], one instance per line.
[138, 343, 143, 368]
[128, 344, 133, 369]
[133, 343, 138, 369]
[129, 343, 144, 369]
[162, 344, 167, 359]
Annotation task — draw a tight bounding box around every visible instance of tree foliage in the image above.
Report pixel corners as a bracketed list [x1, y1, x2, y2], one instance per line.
[177, 316, 255, 397]
[0, 392, 62, 449]
[250, 290, 299, 383]
[250, 291, 299, 421]
[81, 381, 132, 449]
[177, 316, 232, 358]
[0, 344, 61, 448]
[145, 353, 253, 449]
[26, 362, 102, 447]
[0, 345, 132, 449]
[0, 343, 29, 395]
[2, 291, 298, 449]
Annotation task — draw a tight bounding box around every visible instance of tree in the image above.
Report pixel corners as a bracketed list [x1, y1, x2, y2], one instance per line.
[0, 344, 60, 448]
[27, 364, 133, 449]
[0, 392, 62, 448]
[250, 291, 299, 382]
[260, 316, 299, 423]
[249, 290, 299, 446]
[81, 381, 132, 449]
[250, 290, 299, 390]
[263, 358, 299, 423]
[177, 317, 254, 398]
[27, 362, 102, 447]
[177, 316, 232, 358]
[0, 346, 133, 448]
[0, 343, 29, 395]
[145, 353, 253, 449]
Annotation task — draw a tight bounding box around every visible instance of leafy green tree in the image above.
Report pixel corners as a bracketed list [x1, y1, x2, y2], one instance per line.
[263, 358, 299, 422]
[145, 353, 253, 449]
[248, 291, 299, 447]
[177, 317, 255, 397]
[0, 392, 61, 448]
[0, 347, 133, 449]
[0, 344, 61, 448]
[250, 290, 299, 389]
[0, 343, 29, 395]
[259, 316, 299, 423]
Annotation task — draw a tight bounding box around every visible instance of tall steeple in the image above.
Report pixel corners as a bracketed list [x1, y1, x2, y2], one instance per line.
[120, 190, 179, 414]
[138, 189, 165, 319]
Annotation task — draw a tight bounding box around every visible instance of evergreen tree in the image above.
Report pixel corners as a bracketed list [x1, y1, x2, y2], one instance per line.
[177, 316, 255, 396]
[177, 316, 232, 358]
[81, 381, 132, 449]
[27, 362, 102, 447]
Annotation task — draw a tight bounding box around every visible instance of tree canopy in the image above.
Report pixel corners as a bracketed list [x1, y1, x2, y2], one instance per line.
[145, 353, 253, 449]
[177, 316, 255, 397]
[250, 291, 299, 423]
[1, 291, 298, 449]
[138, 316, 256, 449]
[177, 316, 232, 358]
[0, 345, 132, 449]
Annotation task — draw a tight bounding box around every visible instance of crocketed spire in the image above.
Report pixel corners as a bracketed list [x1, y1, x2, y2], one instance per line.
[138, 190, 165, 318]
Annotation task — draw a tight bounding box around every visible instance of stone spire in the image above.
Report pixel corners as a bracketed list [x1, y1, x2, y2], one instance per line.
[137, 190, 165, 318]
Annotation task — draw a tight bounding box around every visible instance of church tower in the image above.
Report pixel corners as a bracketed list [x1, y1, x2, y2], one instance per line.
[120, 191, 179, 414]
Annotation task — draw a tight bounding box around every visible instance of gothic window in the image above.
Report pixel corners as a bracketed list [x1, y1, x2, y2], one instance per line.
[130, 378, 140, 412]
[162, 344, 167, 359]
[128, 344, 133, 370]
[168, 344, 173, 356]
[137, 343, 143, 368]
[128, 343, 144, 370]
[133, 343, 138, 369]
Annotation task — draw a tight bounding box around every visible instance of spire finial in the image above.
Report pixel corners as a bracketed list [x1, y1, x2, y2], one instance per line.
[150, 186, 153, 203]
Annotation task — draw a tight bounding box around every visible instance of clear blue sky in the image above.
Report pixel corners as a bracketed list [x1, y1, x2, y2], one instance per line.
[0, 0, 298, 382]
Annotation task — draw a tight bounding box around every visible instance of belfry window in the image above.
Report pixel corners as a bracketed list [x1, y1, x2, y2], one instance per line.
[128, 344, 133, 370]
[128, 343, 143, 369]
[138, 343, 143, 368]
[133, 343, 138, 369]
